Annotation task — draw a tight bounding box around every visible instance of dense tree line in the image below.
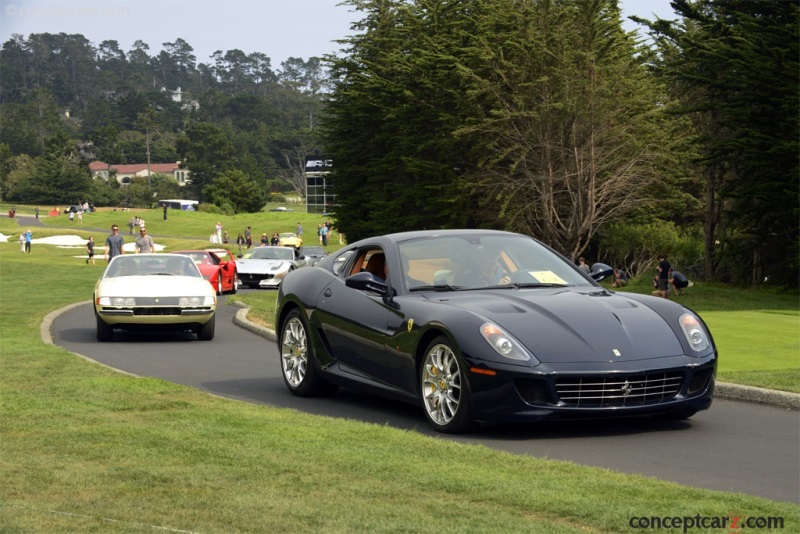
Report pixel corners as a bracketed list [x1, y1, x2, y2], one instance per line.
[0, 0, 796, 288]
[324, 0, 798, 287]
[0, 32, 328, 211]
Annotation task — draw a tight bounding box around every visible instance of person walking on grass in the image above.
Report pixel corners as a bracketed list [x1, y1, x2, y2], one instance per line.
[86, 236, 96, 266]
[104, 225, 124, 262]
[135, 227, 155, 254]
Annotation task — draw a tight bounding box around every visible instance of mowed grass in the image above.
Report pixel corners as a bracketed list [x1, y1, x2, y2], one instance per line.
[1, 213, 798, 532]
[5, 201, 343, 253]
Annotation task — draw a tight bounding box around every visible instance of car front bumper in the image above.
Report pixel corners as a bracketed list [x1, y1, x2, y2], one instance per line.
[464, 354, 717, 424]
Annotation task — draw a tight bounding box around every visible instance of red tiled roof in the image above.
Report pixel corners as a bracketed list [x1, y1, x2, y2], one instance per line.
[89, 161, 109, 170]
[113, 163, 180, 174]
[89, 161, 181, 174]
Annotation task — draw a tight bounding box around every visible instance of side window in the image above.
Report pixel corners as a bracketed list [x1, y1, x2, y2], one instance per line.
[333, 250, 355, 277]
[360, 249, 386, 280]
[339, 248, 386, 280]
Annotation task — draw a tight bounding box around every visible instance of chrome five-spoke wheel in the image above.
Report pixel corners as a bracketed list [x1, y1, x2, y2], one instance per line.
[421, 337, 473, 433]
[279, 309, 337, 396]
[281, 314, 308, 389]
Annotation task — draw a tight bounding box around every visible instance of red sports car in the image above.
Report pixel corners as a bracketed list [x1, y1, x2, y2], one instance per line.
[171, 250, 238, 295]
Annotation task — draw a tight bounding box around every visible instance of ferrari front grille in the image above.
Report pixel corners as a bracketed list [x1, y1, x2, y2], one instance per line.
[556, 372, 684, 407]
[132, 307, 183, 316]
[240, 274, 274, 281]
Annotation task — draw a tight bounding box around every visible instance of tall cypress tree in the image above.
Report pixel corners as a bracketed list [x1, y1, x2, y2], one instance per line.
[644, 0, 799, 286]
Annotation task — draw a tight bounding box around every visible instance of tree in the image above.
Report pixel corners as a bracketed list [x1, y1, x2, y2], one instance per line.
[16, 154, 92, 204]
[274, 128, 322, 197]
[462, 0, 670, 260]
[157, 38, 197, 90]
[202, 169, 267, 213]
[127, 40, 154, 89]
[137, 109, 162, 186]
[642, 0, 800, 286]
[324, 0, 477, 241]
[175, 122, 235, 196]
[96, 40, 127, 89]
[325, 0, 669, 248]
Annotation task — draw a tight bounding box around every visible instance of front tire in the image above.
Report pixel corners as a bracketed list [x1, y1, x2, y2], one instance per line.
[197, 315, 215, 341]
[280, 309, 336, 396]
[421, 336, 474, 433]
[229, 270, 238, 294]
[96, 315, 113, 342]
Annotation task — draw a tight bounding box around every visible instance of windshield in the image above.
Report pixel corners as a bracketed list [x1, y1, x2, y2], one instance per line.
[243, 247, 294, 261]
[104, 255, 201, 278]
[175, 251, 218, 266]
[398, 234, 593, 291]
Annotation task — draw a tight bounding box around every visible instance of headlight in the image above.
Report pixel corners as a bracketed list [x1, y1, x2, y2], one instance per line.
[98, 297, 135, 306]
[479, 323, 539, 364]
[679, 313, 710, 353]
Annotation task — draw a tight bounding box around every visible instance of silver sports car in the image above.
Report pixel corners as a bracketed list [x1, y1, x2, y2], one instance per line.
[237, 246, 305, 289]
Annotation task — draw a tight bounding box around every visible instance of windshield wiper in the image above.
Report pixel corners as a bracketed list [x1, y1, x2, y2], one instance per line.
[510, 282, 569, 288]
[409, 284, 463, 292]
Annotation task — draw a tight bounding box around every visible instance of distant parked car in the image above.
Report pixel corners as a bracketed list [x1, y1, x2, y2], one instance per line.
[268, 207, 293, 212]
[237, 246, 306, 289]
[278, 232, 303, 248]
[171, 249, 237, 295]
[93, 254, 217, 341]
[301, 246, 326, 266]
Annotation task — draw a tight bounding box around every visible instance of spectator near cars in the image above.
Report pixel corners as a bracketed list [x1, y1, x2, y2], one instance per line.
[577, 257, 590, 274]
[320, 224, 329, 246]
[105, 225, 124, 261]
[135, 228, 155, 254]
[86, 236, 96, 266]
[656, 255, 671, 299]
[669, 269, 690, 295]
[611, 266, 628, 288]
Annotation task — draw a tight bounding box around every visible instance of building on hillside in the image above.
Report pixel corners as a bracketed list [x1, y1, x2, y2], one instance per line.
[89, 161, 190, 186]
[161, 86, 200, 111]
[305, 159, 334, 214]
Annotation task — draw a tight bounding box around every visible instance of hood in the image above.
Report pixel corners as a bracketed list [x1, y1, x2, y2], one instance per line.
[441, 289, 684, 363]
[236, 259, 288, 273]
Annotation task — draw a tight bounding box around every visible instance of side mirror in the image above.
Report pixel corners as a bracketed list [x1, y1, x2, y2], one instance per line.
[346, 271, 390, 295]
[590, 262, 614, 282]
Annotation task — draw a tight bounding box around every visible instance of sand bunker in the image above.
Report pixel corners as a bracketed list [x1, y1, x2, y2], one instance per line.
[0, 233, 164, 252]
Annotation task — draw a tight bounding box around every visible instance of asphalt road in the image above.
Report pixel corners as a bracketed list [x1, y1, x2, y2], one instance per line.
[51, 295, 800, 504]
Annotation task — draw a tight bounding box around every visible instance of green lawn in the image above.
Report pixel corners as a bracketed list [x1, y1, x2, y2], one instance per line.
[1, 212, 798, 532]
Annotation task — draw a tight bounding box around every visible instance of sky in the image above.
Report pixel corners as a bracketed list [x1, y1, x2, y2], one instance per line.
[0, 0, 678, 68]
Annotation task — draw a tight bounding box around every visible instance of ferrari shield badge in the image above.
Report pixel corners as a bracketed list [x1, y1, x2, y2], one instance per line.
[407, 318, 414, 333]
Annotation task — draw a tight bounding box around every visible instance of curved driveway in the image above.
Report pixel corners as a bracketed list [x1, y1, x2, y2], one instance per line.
[51, 296, 799, 504]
